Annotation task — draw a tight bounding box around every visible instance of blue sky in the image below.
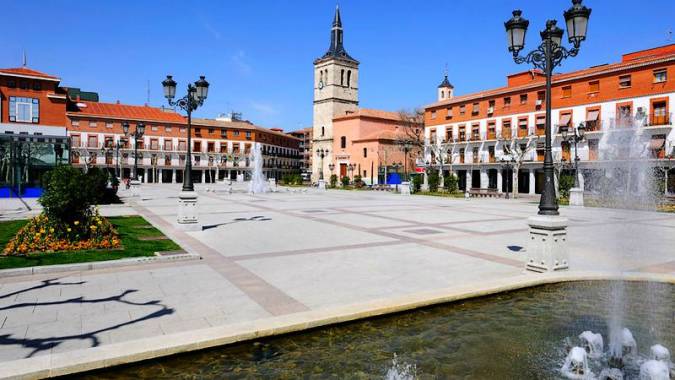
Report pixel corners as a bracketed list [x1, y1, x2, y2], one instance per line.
[3, 1, 674, 131]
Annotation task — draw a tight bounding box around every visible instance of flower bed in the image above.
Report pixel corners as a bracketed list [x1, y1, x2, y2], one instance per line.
[3, 211, 120, 255]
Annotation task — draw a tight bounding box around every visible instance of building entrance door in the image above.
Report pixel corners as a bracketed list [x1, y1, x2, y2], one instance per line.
[340, 163, 347, 178]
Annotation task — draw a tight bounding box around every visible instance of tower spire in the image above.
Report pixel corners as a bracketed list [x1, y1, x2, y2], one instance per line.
[319, 4, 357, 63]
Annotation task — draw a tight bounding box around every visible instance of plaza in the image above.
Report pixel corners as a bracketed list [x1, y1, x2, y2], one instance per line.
[0, 184, 674, 377]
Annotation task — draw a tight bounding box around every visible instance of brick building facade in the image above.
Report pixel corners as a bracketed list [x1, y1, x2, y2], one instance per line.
[424, 44, 675, 195]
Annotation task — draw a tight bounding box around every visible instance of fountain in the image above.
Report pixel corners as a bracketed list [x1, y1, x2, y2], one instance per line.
[248, 142, 269, 194]
[579, 331, 604, 358]
[561, 347, 591, 379]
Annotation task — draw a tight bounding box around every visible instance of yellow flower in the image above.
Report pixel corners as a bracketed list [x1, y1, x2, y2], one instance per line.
[90, 225, 97, 230]
[49, 228, 55, 233]
[67, 228, 72, 232]
[40, 228, 45, 234]
[74, 221, 80, 226]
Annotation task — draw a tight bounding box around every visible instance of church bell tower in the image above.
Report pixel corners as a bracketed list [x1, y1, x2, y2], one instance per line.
[312, 5, 359, 183]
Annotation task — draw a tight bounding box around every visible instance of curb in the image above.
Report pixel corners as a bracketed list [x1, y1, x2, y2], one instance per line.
[0, 253, 201, 278]
[0, 271, 673, 379]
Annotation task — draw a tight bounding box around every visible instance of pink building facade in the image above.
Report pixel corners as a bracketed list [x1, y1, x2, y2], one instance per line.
[331, 109, 414, 185]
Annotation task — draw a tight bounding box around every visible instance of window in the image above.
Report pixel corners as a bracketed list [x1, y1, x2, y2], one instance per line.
[8, 97, 39, 123]
[340, 136, 346, 148]
[487, 121, 496, 139]
[151, 125, 159, 131]
[178, 140, 187, 151]
[459, 105, 466, 115]
[363, 148, 367, 158]
[488, 100, 495, 113]
[472, 147, 479, 163]
[72, 120, 80, 127]
[561, 86, 571, 98]
[347, 70, 351, 87]
[588, 80, 599, 93]
[536, 91, 545, 105]
[164, 140, 173, 150]
[519, 94, 528, 105]
[585, 108, 601, 131]
[651, 101, 668, 125]
[503, 97, 511, 107]
[430, 110, 436, 119]
[502, 119, 512, 139]
[6, 79, 16, 88]
[180, 127, 186, 133]
[195, 128, 201, 135]
[19, 81, 28, 90]
[32, 82, 42, 91]
[459, 148, 465, 163]
[559, 112, 572, 129]
[321, 126, 325, 136]
[518, 118, 528, 137]
[208, 128, 214, 134]
[165, 126, 172, 132]
[106, 122, 113, 129]
[194, 141, 201, 152]
[446, 107, 453, 118]
[341, 69, 345, 86]
[207, 142, 215, 152]
[150, 139, 159, 150]
[471, 124, 480, 141]
[246, 131, 252, 139]
[535, 115, 546, 136]
[471, 103, 479, 115]
[653, 69, 667, 83]
[87, 135, 98, 148]
[71, 135, 81, 147]
[619, 75, 631, 88]
[89, 121, 97, 128]
[233, 130, 240, 136]
[459, 125, 466, 141]
[588, 140, 599, 161]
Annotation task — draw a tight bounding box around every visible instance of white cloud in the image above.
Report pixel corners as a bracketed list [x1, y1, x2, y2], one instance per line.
[203, 22, 222, 40]
[231, 50, 252, 75]
[250, 101, 279, 115]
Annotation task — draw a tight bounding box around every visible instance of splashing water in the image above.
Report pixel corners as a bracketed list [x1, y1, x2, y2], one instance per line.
[248, 142, 269, 194]
[384, 354, 417, 380]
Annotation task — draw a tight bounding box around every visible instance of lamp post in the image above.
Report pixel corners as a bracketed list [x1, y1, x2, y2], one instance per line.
[500, 155, 516, 199]
[505, 0, 590, 215]
[559, 122, 586, 187]
[162, 75, 210, 227]
[122, 122, 145, 181]
[402, 141, 413, 181]
[504, 0, 591, 272]
[316, 148, 327, 180]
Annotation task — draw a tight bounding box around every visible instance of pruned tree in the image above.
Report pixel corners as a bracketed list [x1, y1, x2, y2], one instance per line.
[500, 134, 539, 198]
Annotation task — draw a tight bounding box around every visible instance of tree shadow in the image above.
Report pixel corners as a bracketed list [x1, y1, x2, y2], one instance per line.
[0, 278, 85, 300]
[0, 279, 175, 358]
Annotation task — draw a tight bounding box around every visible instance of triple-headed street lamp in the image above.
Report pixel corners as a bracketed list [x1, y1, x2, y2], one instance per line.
[504, 0, 591, 216]
[559, 122, 586, 188]
[122, 122, 145, 181]
[162, 75, 209, 227]
[316, 148, 328, 181]
[101, 138, 126, 178]
[162, 75, 210, 192]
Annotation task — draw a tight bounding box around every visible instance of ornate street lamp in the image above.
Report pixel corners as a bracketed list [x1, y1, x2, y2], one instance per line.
[162, 75, 209, 192]
[162, 75, 209, 227]
[316, 148, 328, 180]
[505, 0, 590, 273]
[559, 122, 586, 188]
[505, 0, 591, 216]
[123, 121, 145, 181]
[500, 155, 516, 199]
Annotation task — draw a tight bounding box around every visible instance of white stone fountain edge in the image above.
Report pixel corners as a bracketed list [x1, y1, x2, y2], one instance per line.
[2, 270, 673, 380]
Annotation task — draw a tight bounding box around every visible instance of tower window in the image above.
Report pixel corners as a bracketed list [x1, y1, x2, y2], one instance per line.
[347, 70, 351, 87]
[441, 91, 445, 99]
[321, 126, 325, 136]
[341, 69, 345, 86]
[363, 148, 367, 158]
[340, 136, 346, 148]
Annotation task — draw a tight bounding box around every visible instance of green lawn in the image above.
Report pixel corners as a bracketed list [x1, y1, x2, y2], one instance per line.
[0, 216, 181, 270]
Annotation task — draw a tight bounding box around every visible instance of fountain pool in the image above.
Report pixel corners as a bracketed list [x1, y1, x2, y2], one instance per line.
[75, 281, 673, 379]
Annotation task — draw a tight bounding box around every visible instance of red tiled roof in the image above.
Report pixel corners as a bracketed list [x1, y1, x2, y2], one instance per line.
[355, 129, 405, 142]
[0, 67, 60, 80]
[334, 108, 403, 122]
[68, 101, 185, 123]
[426, 44, 675, 109]
[191, 118, 301, 140]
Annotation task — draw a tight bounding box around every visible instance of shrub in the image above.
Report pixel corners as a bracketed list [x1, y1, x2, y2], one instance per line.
[354, 175, 364, 189]
[40, 165, 95, 225]
[427, 169, 440, 192]
[412, 174, 422, 192]
[558, 174, 575, 200]
[341, 176, 350, 187]
[330, 174, 338, 188]
[444, 173, 459, 193]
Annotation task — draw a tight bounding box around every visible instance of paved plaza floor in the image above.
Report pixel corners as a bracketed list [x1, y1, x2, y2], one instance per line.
[1, 183, 674, 376]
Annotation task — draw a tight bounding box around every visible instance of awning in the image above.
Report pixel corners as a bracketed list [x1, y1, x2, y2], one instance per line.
[586, 110, 600, 121]
[559, 114, 572, 126]
[649, 138, 665, 149]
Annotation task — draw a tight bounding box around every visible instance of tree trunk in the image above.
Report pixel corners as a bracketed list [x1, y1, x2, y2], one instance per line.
[513, 164, 520, 199]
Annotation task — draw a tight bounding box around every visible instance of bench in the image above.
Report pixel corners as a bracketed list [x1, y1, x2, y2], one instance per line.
[468, 188, 503, 198]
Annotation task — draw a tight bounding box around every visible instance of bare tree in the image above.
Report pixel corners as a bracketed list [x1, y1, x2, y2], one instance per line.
[500, 134, 539, 198]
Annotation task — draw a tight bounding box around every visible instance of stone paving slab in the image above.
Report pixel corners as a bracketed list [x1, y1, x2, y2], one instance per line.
[0, 183, 674, 378]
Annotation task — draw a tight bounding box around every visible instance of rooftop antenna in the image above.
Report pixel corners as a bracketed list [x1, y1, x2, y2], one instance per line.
[444, 62, 448, 77]
[146, 80, 151, 105]
[22, 50, 27, 67]
[667, 28, 672, 42]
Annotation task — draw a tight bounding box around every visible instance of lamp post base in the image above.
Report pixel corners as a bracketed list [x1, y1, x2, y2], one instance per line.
[317, 179, 326, 191]
[177, 191, 199, 229]
[400, 181, 411, 195]
[525, 215, 569, 273]
[130, 179, 141, 197]
[569, 187, 584, 207]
